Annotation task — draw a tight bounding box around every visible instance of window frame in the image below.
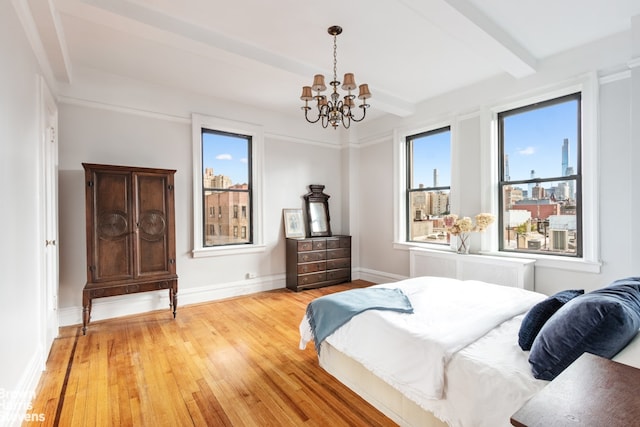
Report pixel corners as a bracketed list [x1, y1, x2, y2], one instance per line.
[192, 114, 265, 257]
[201, 128, 252, 247]
[497, 92, 582, 257]
[405, 126, 452, 244]
[393, 120, 455, 250]
[482, 75, 600, 272]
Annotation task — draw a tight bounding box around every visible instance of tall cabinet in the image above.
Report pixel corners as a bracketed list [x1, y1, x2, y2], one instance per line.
[82, 163, 178, 334]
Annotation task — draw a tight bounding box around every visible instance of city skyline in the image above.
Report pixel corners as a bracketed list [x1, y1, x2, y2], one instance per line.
[412, 97, 579, 189]
[502, 98, 579, 183]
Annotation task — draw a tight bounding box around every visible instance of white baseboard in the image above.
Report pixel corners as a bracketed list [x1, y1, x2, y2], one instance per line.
[357, 267, 407, 284]
[57, 270, 403, 328]
[58, 273, 286, 327]
[1, 348, 46, 427]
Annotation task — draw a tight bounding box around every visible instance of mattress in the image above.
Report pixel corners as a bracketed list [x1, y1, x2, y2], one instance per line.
[302, 276, 549, 426]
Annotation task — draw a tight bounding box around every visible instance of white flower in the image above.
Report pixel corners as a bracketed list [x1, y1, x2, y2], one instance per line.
[444, 213, 494, 235]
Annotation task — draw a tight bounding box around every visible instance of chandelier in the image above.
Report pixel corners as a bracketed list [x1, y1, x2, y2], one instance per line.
[300, 26, 372, 129]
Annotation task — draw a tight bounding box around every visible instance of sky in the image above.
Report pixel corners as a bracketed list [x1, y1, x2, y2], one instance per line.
[412, 129, 451, 188]
[502, 98, 579, 182]
[412, 96, 579, 188]
[203, 96, 578, 189]
[202, 131, 249, 185]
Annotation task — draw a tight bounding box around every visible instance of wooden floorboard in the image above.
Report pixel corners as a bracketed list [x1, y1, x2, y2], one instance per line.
[26, 281, 397, 426]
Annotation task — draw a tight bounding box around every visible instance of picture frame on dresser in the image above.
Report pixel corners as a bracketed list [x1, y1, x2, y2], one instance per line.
[283, 208, 305, 238]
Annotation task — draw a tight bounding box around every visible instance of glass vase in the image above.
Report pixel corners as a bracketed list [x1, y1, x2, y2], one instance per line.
[456, 232, 470, 255]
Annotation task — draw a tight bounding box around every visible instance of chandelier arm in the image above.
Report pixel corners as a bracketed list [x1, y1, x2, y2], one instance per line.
[341, 114, 351, 129]
[321, 114, 329, 128]
[349, 105, 369, 123]
[303, 107, 322, 124]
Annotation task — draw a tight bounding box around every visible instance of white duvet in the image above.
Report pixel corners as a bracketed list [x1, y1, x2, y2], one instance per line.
[300, 276, 547, 402]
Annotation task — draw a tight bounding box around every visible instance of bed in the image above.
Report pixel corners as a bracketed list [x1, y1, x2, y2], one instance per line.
[299, 276, 640, 427]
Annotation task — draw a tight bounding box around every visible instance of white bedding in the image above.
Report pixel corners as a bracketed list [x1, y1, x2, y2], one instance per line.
[299, 276, 550, 426]
[300, 276, 546, 400]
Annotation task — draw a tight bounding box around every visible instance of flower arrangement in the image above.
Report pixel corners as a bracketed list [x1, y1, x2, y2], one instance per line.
[444, 213, 495, 254]
[444, 213, 495, 235]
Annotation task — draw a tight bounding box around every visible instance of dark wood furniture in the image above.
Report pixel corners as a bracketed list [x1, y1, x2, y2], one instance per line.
[511, 352, 640, 426]
[286, 235, 351, 291]
[82, 163, 178, 334]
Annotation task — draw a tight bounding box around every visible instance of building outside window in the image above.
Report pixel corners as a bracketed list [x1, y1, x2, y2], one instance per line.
[201, 129, 252, 247]
[406, 126, 451, 244]
[498, 92, 581, 256]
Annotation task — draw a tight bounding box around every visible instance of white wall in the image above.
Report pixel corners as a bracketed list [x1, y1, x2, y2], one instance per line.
[50, 14, 640, 322]
[56, 99, 345, 325]
[355, 23, 639, 295]
[0, 1, 50, 423]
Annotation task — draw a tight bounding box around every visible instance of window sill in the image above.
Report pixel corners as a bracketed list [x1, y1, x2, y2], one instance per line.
[393, 241, 454, 252]
[192, 244, 266, 258]
[394, 241, 601, 273]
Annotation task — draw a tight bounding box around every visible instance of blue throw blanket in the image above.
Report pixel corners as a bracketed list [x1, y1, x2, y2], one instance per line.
[306, 287, 414, 354]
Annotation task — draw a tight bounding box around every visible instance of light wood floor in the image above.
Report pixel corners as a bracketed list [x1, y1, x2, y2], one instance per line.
[27, 281, 397, 426]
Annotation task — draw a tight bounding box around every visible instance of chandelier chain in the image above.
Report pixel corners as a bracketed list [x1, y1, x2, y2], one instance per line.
[333, 34, 338, 85]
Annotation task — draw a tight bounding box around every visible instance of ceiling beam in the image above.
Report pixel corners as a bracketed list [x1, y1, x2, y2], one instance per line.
[63, 0, 416, 117]
[400, 0, 537, 78]
[26, 0, 73, 83]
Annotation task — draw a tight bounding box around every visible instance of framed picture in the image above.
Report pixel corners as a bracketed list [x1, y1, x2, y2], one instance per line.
[283, 208, 305, 238]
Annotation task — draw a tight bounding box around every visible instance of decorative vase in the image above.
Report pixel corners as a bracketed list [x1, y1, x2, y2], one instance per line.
[456, 233, 470, 255]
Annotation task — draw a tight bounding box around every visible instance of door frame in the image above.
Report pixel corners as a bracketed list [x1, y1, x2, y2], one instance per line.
[39, 75, 59, 364]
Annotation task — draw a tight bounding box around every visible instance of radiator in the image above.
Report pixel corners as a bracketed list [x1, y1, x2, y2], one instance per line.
[409, 248, 536, 291]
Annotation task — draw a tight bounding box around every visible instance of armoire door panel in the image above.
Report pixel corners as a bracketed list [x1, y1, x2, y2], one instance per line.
[135, 173, 170, 276]
[138, 238, 169, 275]
[90, 170, 134, 282]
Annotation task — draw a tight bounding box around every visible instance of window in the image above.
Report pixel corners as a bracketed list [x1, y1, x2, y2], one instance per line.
[406, 127, 451, 244]
[201, 129, 251, 247]
[498, 93, 581, 257]
[192, 114, 264, 257]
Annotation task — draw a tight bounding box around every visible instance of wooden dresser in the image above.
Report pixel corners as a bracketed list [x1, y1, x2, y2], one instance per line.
[286, 235, 351, 291]
[511, 352, 640, 426]
[82, 163, 178, 334]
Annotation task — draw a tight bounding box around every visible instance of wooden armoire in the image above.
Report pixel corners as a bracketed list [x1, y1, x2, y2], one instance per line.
[82, 163, 178, 334]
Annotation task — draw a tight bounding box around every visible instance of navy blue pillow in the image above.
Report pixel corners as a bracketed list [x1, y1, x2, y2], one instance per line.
[518, 289, 584, 351]
[529, 278, 640, 380]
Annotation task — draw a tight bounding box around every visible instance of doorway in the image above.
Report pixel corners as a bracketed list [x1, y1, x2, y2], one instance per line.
[40, 76, 59, 360]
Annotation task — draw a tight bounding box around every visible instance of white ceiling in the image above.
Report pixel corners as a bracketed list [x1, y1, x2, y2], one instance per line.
[27, 0, 640, 120]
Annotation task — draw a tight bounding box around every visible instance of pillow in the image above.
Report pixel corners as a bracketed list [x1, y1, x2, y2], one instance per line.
[518, 289, 584, 351]
[529, 278, 640, 380]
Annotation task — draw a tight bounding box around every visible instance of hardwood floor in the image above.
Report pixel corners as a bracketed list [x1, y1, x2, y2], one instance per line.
[27, 281, 397, 426]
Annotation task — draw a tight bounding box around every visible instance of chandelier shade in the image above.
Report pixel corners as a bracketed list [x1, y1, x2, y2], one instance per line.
[300, 26, 372, 129]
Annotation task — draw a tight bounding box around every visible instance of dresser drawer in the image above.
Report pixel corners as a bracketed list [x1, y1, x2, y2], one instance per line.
[298, 239, 327, 251]
[327, 248, 350, 259]
[298, 261, 326, 274]
[298, 251, 326, 263]
[327, 258, 350, 270]
[326, 236, 351, 249]
[327, 268, 350, 281]
[298, 272, 327, 286]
